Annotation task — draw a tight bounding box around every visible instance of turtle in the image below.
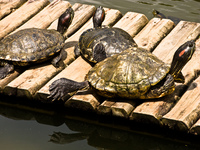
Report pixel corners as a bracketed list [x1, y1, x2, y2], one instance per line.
[74, 6, 137, 63]
[152, 9, 181, 25]
[0, 7, 74, 79]
[48, 40, 195, 101]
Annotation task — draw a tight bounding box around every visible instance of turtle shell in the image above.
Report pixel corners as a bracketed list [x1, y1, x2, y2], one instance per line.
[86, 47, 170, 99]
[0, 28, 64, 66]
[78, 26, 137, 63]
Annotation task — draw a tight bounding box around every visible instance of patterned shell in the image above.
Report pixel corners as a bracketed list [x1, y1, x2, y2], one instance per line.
[86, 47, 170, 99]
[78, 27, 137, 63]
[0, 28, 64, 66]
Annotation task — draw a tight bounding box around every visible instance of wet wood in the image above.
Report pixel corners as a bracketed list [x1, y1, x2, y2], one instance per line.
[161, 76, 200, 132]
[134, 18, 174, 51]
[0, 0, 27, 19]
[129, 21, 200, 125]
[35, 8, 122, 102]
[2, 3, 95, 98]
[0, 0, 49, 40]
[13, 0, 71, 32]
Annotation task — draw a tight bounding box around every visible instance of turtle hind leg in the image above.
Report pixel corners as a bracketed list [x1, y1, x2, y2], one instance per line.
[48, 78, 89, 101]
[145, 74, 175, 99]
[0, 63, 14, 79]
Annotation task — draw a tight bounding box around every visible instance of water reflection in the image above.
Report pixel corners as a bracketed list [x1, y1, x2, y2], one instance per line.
[1, 102, 200, 150]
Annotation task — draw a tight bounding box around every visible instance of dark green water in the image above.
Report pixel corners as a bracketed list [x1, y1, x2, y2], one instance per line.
[0, 97, 200, 150]
[66, 0, 200, 23]
[1, 0, 200, 149]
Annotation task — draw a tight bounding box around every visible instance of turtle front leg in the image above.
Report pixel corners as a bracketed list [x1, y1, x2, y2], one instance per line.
[145, 74, 175, 99]
[48, 78, 89, 101]
[51, 49, 67, 68]
[0, 63, 14, 79]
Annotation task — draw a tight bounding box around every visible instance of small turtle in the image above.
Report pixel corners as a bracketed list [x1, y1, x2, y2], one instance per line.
[152, 9, 181, 25]
[74, 6, 137, 63]
[49, 40, 195, 101]
[0, 7, 74, 79]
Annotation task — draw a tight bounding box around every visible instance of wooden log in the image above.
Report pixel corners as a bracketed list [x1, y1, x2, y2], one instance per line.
[161, 76, 200, 132]
[0, 0, 49, 40]
[97, 100, 115, 115]
[2, 4, 95, 98]
[130, 21, 200, 125]
[13, 0, 71, 32]
[113, 12, 148, 37]
[35, 8, 122, 102]
[111, 101, 136, 118]
[134, 18, 174, 51]
[190, 119, 200, 135]
[0, 0, 27, 19]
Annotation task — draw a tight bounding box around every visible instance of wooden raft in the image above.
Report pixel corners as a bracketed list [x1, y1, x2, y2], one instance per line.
[1, 0, 200, 135]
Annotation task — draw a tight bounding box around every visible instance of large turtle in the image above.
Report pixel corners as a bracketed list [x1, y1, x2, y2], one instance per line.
[152, 9, 181, 25]
[0, 7, 74, 79]
[49, 40, 195, 101]
[74, 6, 137, 63]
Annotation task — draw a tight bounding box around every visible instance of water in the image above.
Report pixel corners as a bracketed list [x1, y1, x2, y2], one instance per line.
[0, 99, 200, 150]
[1, 0, 200, 149]
[66, 0, 200, 23]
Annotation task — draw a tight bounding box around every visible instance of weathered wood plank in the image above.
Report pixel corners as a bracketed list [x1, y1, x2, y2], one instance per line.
[130, 21, 200, 125]
[35, 8, 122, 102]
[134, 18, 174, 51]
[161, 76, 200, 132]
[13, 0, 71, 32]
[0, 0, 49, 40]
[2, 4, 95, 98]
[0, 0, 27, 19]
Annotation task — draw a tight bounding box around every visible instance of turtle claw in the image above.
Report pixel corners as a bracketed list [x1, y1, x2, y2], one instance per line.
[48, 78, 89, 101]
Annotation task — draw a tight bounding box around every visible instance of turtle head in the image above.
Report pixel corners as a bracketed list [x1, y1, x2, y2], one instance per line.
[152, 9, 166, 19]
[93, 6, 105, 28]
[57, 7, 74, 35]
[170, 40, 196, 83]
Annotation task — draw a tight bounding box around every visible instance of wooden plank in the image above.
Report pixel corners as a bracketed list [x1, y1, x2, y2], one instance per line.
[0, 0, 49, 40]
[2, 4, 95, 98]
[13, 0, 71, 32]
[0, 0, 27, 19]
[130, 21, 200, 125]
[35, 8, 122, 102]
[161, 76, 200, 132]
[134, 18, 174, 51]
